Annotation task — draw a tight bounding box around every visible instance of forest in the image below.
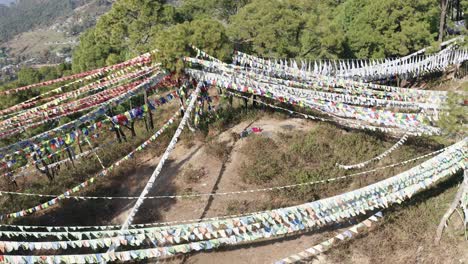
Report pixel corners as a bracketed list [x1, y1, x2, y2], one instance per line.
[1, 0, 466, 128]
[71, 0, 468, 72]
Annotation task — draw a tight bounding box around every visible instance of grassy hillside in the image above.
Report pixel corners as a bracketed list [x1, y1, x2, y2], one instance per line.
[0, 0, 112, 67]
[0, 0, 76, 43]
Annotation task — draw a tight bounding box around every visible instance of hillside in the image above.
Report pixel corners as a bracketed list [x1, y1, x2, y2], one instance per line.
[0, 0, 113, 67]
[0, 0, 466, 263]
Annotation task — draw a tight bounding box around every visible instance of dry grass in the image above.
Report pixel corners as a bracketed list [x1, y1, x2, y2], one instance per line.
[182, 164, 206, 183]
[232, 115, 465, 263]
[3, 29, 73, 57]
[0, 101, 179, 224]
[325, 176, 467, 264]
[2, 99, 465, 262]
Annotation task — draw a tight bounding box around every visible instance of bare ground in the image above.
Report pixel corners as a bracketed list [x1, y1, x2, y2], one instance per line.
[3, 112, 466, 263]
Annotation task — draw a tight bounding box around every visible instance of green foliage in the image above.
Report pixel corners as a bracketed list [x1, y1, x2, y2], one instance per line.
[237, 120, 438, 201]
[178, 0, 251, 21]
[72, 29, 112, 73]
[299, 2, 345, 59]
[0, 64, 72, 111]
[337, 0, 438, 58]
[463, 0, 468, 24]
[228, 0, 307, 58]
[72, 0, 178, 72]
[227, 0, 346, 59]
[154, 18, 232, 72]
[72, 0, 450, 71]
[437, 92, 467, 139]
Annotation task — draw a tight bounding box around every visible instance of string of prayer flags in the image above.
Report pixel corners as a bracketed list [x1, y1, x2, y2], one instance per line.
[230, 51, 448, 98]
[0, 142, 463, 262]
[186, 69, 439, 135]
[0, 89, 179, 167]
[0, 51, 154, 96]
[0, 71, 167, 153]
[0, 139, 464, 243]
[185, 57, 445, 105]
[337, 134, 409, 170]
[0, 145, 449, 205]
[0, 67, 155, 128]
[0, 63, 153, 117]
[0, 110, 181, 220]
[233, 48, 467, 81]
[6, 90, 181, 179]
[117, 85, 201, 235]
[275, 211, 383, 264]
[0, 78, 146, 133]
[226, 91, 409, 135]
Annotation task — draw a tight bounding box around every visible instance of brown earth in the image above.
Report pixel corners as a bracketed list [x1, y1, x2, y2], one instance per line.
[2, 110, 466, 263]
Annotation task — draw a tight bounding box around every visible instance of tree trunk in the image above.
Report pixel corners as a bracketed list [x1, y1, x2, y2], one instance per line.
[118, 126, 127, 142]
[144, 90, 154, 130]
[143, 116, 149, 132]
[114, 125, 122, 143]
[123, 121, 136, 137]
[63, 142, 75, 168]
[33, 153, 54, 181]
[439, 0, 448, 42]
[77, 137, 83, 154]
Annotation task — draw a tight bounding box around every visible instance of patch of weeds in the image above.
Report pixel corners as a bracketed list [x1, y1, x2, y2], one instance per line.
[225, 200, 251, 215]
[181, 129, 197, 148]
[237, 122, 434, 203]
[205, 139, 230, 161]
[239, 135, 283, 184]
[182, 164, 206, 183]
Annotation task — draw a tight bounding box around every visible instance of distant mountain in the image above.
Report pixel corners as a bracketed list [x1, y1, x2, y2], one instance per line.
[0, 0, 112, 43]
[0, 0, 113, 65]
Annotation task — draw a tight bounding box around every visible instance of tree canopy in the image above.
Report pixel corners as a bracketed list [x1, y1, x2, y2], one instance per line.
[337, 0, 439, 58]
[69, 0, 465, 71]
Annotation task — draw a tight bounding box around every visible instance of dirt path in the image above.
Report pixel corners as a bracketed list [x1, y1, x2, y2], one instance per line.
[123, 116, 329, 264]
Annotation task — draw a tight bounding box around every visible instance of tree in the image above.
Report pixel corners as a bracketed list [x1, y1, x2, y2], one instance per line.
[228, 0, 306, 58]
[72, 0, 178, 72]
[178, 0, 251, 21]
[154, 18, 232, 72]
[299, 2, 345, 59]
[228, 0, 344, 59]
[17, 68, 40, 86]
[463, 0, 468, 24]
[437, 92, 467, 139]
[336, 0, 439, 58]
[72, 29, 113, 72]
[439, 0, 449, 41]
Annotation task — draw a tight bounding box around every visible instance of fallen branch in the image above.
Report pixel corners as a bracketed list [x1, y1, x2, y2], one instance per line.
[435, 170, 468, 244]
